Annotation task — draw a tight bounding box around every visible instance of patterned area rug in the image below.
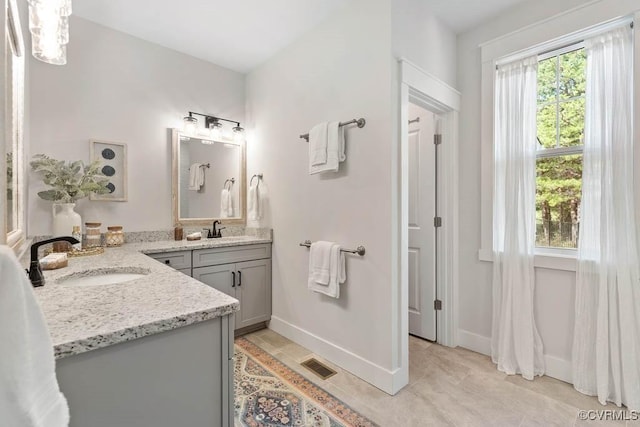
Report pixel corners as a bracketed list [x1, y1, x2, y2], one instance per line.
[235, 338, 378, 427]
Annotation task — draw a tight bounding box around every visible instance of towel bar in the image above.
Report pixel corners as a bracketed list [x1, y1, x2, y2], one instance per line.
[299, 240, 366, 256]
[299, 118, 366, 142]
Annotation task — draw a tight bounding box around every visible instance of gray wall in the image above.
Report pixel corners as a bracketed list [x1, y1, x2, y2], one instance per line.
[27, 16, 245, 234]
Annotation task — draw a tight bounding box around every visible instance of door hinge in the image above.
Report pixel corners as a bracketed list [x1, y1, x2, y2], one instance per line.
[434, 299, 442, 311]
[434, 216, 442, 227]
[433, 134, 442, 145]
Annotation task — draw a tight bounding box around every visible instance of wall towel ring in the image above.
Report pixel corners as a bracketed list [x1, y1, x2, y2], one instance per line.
[250, 173, 263, 187]
[224, 178, 235, 190]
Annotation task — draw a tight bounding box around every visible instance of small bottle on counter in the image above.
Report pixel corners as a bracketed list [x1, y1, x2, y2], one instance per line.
[105, 226, 125, 247]
[85, 222, 102, 248]
[174, 226, 183, 241]
[71, 225, 82, 251]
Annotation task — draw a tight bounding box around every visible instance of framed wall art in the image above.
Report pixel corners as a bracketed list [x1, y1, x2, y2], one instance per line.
[90, 140, 128, 201]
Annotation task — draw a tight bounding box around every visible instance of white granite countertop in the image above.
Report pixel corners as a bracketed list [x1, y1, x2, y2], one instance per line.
[33, 236, 271, 359]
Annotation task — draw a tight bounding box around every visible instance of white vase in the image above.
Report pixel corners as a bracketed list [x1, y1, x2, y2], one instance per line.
[52, 203, 82, 237]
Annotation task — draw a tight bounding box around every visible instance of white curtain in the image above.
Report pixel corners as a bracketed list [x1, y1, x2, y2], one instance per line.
[492, 56, 545, 380]
[573, 25, 640, 410]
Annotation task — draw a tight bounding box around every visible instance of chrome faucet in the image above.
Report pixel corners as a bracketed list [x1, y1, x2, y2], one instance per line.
[26, 236, 79, 287]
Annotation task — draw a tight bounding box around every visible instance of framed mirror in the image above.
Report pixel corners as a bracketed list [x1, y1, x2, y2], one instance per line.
[172, 129, 246, 226]
[3, 0, 25, 249]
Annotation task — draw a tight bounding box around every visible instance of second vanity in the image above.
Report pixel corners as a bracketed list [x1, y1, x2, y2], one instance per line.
[33, 232, 272, 427]
[146, 238, 272, 334]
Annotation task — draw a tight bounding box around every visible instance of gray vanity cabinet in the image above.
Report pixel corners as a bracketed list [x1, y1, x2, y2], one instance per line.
[192, 244, 272, 332]
[147, 250, 192, 276]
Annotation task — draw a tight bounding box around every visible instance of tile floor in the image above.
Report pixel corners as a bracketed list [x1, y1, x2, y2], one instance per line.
[241, 329, 636, 427]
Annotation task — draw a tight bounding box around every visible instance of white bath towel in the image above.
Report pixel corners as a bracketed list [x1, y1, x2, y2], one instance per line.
[308, 242, 346, 298]
[0, 246, 70, 427]
[188, 163, 204, 191]
[220, 189, 234, 218]
[248, 182, 262, 221]
[309, 121, 345, 175]
[309, 122, 328, 167]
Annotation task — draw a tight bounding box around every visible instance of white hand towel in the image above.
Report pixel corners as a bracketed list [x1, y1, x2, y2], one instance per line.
[309, 121, 345, 175]
[220, 189, 230, 218]
[0, 246, 70, 427]
[188, 163, 204, 191]
[308, 243, 346, 298]
[226, 188, 234, 217]
[308, 241, 333, 285]
[309, 122, 329, 167]
[248, 182, 262, 221]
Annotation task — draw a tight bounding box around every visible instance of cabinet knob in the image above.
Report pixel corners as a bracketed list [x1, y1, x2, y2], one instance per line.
[165, 260, 170, 265]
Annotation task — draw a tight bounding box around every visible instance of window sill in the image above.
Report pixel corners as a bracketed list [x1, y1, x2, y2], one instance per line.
[478, 248, 577, 272]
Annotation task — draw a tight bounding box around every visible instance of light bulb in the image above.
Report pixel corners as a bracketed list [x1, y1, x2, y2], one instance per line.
[183, 116, 198, 134]
[209, 122, 222, 140]
[232, 126, 245, 143]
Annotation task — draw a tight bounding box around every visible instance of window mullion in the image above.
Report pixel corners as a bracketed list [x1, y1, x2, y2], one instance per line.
[555, 54, 560, 148]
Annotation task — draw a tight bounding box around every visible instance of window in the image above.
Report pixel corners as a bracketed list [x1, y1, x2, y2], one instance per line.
[535, 44, 585, 249]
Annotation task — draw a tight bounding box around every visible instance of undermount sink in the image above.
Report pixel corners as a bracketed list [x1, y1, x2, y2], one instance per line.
[218, 236, 254, 241]
[57, 268, 150, 287]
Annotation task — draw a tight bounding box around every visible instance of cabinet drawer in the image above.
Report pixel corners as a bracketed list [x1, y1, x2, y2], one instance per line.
[193, 244, 271, 268]
[148, 251, 192, 270]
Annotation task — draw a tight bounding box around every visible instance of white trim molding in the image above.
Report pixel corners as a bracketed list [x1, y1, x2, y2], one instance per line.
[268, 317, 402, 394]
[458, 329, 573, 384]
[394, 59, 461, 394]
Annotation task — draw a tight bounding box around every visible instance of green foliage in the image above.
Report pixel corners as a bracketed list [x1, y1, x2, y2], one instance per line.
[535, 48, 586, 248]
[30, 154, 110, 203]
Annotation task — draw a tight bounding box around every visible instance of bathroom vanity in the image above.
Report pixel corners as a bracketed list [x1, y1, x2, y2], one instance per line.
[149, 241, 272, 334]
[33, 234, 271, 427]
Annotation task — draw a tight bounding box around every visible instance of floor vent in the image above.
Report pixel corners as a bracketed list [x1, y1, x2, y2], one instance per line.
[301, 358, 337, 380]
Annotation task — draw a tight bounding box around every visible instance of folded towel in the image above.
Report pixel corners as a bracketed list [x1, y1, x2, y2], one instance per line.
[188, 163, 204, 191]
[309, 122, 328, 167]
[308, 241, 333, 285]
[0, 246, 70, 427]
[309, 121, 345, 175]
[308, 243, 346, 298]
[220, 189, 234, 218]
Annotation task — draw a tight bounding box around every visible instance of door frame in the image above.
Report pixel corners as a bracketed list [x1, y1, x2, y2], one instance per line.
[391, 59, 460, 393]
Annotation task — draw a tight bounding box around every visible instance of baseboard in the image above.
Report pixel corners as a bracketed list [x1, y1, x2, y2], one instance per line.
[457, 329, 573, 384]
[457, 329, 492, 355]
[544, 354, 572, 384]
[269, 316, 403, 395]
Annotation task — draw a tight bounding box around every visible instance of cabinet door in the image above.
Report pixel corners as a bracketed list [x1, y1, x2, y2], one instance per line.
[192, 264, 237, 299]
[235, 259, 272, 330]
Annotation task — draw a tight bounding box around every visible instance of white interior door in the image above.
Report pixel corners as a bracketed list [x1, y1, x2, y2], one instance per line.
[407, 103, 437, 341]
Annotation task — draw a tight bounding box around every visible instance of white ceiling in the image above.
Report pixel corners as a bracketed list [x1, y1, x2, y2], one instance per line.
[74, 0, 528, 73]
[73, 0, 351, 73]
[425, 0, 529, 33]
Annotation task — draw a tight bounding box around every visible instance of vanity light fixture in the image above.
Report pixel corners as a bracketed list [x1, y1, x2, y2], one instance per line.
[182, 111, 244, 142]
[183, 113, 198, 134]
[232, 125, 245, 143]
[208, 121, 223, 140]
[28, 0, 72, 65]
